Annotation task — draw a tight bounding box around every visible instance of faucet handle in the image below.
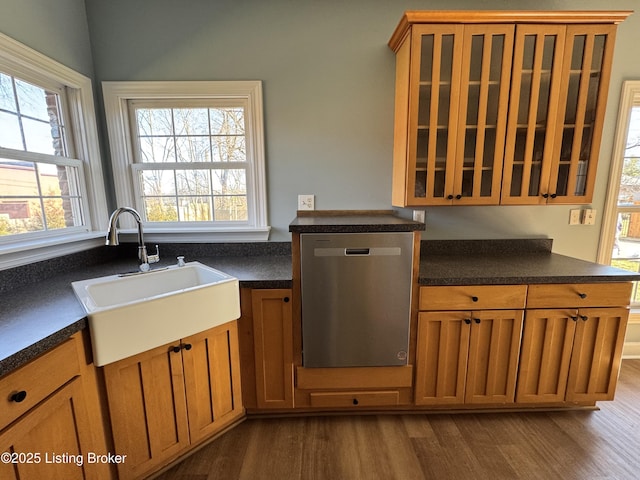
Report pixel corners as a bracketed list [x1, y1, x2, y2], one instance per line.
[147, 244, 160, 264]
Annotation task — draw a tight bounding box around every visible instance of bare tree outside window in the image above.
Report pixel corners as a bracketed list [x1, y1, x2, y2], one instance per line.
[133, 106, 248, 223]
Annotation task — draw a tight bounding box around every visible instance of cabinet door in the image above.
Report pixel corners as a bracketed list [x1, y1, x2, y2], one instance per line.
[182, 322, 244, 443]
[406, 24, 464, 205]
[566, 307, 628, 402]
[103, 342, 189, 480]
[453, 25, 513, 205]
[548, 25, 617, 204]
[252, 289, 294, 409]
[465, 310, 523, 404]
[0, 378, 93, 480]
[502, 25, 566, 205]
[516, 309, 577, 403]
[415, 311, 470, 405]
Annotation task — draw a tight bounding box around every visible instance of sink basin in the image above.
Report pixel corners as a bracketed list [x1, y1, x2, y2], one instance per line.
[72, 262, 240, 366]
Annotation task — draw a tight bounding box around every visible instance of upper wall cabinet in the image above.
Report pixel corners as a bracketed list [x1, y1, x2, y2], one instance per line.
[389, 11, 631, 207]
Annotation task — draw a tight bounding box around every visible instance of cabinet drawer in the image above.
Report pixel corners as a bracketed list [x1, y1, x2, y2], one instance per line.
[419, 285, 527, 310]
[527, 283, 632, 308]
[309, 390, 400, 408]
[0, 336, 81, 431]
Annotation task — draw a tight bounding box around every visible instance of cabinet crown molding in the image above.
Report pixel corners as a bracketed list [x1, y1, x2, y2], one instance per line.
[389, 10, 633, 51]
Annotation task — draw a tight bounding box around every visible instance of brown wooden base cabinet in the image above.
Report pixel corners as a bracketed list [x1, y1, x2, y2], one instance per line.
[0, 332, 111, 480]
[520, 308, 629, 403]
[102, 321, 244, 480]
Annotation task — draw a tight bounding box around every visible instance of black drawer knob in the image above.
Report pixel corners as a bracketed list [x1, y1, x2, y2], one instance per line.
[464, 319, 471, 325]
[474, 318, 481, 324]
[283, 297, 290, 303]
[183, 343, 192, 351]
[578, 293, 587, 299]
[471, 296, 479, 302]
[352, 398, 359, 406]
[172, 345, 181, 353]
[11, 390, 27, 403]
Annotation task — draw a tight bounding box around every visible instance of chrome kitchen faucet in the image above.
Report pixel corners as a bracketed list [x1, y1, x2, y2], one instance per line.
[106, 207, 160, 272]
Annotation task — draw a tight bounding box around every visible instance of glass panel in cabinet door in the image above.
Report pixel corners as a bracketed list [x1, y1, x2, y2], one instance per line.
[550, 26, 614, 203]
[454, 26, 513, 204]
[411, 26, 462, 203]
[503, 26, 565, 204]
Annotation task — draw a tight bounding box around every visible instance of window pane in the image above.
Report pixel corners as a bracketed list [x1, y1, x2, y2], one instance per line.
[176, 169, 211, 195]
[15, 79, 50, 120]
[179, 196, 212, 221]
[139, 136, 176, 162]
[175, 136, 210, 162]
[174, 108, 209, 135]
[136, 108, 173, 136]
[212, 168, 246, 195]
[212, 135, 246, 162]
[144, 197, 178, 222]
[214, 195, 247, 221]
[0, 159, 38, 195]
[140, 170, 176, 196]
[210, 107, 244, 135]
[0, 72, 16, 111]
[23, 117, 58, 154]
[0, 111, 23, 150]
[0, 158, 84, 236]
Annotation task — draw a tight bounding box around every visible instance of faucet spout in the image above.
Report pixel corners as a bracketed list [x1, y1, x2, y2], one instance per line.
[106, 207, 159, 270]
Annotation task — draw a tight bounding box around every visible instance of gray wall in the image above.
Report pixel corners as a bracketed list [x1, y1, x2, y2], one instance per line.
[0, 0, 94, 76]
[80, 0, 640, 259]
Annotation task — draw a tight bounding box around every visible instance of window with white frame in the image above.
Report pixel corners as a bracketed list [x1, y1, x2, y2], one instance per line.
[599, 81, 640, 308]
[102, 81, 269, 241]
[0, 33, 107, 267]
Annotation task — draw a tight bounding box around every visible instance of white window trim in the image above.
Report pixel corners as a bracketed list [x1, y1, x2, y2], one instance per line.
[0, 33, 109, 270]
[598, 80, 640, 327]
[102, 81, 270, 242]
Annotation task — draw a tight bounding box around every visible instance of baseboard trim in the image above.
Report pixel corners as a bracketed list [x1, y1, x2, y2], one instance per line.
[623, 341, 640, 359]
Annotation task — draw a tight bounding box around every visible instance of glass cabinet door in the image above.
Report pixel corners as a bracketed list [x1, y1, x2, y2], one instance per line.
[453, 25, 513, 205]
[548, 24, 616, 204]
[502, 25, 566, 205]
[408, 25, 463, 205]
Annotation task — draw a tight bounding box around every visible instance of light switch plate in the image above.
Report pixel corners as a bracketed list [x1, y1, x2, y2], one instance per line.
[584, 209, 597, 225]
[569, 209, 581, 225]
[298, 194, 315, 211]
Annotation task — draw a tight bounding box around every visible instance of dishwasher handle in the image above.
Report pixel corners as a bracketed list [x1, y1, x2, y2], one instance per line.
[345, 248, 370, 256]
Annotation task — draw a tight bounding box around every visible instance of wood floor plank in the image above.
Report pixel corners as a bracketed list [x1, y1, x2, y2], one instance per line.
[154, 360, 640, 480]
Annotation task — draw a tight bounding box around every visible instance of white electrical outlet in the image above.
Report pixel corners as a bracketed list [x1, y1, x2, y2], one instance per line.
[569, 209, 581, 225]
[413, 210, 426, 223]
[298, 194, 315, 211]
[584, 209, 597, 225]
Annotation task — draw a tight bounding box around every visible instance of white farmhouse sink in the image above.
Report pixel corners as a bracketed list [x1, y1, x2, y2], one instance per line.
[72, 262, 240, 366]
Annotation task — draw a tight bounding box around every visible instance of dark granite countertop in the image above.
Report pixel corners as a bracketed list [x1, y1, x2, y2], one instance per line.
[419, 239, 640, 285]
[0, 244, 292, 377]
[289, 211, 425, 233]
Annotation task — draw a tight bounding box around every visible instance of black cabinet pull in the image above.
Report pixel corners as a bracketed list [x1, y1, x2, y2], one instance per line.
[447, 194, 454, 200]
[464, 319, 471, 325]
[172, 345, 181, 353]
[455, 194, 462, 200]
[542, 193, 549, 198]
[471, 296, 479, 302]
[183, 343, 192, 351]
[11, 390, 27, 403]
[550, 193, 557, 198]
[474, 318, 481, 324]
[352, 398, 359, 406]
[579, 315, 589, 321]
[571, 316, 578, 322]
[283, 297, 290, 303]
[578, 293, 587, 299]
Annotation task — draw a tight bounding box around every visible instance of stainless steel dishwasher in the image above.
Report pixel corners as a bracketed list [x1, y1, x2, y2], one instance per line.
[300, 232, 413, 368]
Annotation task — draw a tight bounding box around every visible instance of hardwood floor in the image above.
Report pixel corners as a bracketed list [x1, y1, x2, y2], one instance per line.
[154, 360, 640, 480]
